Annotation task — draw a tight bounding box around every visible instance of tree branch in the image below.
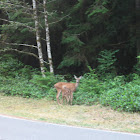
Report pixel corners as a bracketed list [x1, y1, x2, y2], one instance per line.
[0, 18, 35, 31]
[0, 41, 38, 49]
[0, 48, 38, 58]
[0, 1, 32, 12]
[108, 41, 129, 46]
[0, 49, 49, 64]
[0, 1, 46, 16]
[49, 14, 70, 25]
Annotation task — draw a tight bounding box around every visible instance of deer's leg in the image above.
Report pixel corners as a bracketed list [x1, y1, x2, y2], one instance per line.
[62, 91, 69, 105]
[61, 91, 65, 104]
[62, 91, 67, 105]
[65, 95, 69, 105]
[70, 93, 73, 105]
[56, 89, 61, 104]
[62, 95, 65, 104]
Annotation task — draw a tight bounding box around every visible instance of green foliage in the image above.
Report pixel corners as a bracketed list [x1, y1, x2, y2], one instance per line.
[73, 68, 101, 105]
[58, 32, 85, 69]
[97, 49, 119, 77]
[0, 77, 46, 98]
[73, 0, 84, 11]
[86, 0, 109, 18]
[0, 55, 46, 98]
[30, 72, 66, 100]
[31, 71, 65, 91]
[47, 87, 57, 101]
[0, 0, 137, 75]
[58, 55, 82, 69]
[0, 57, 140, 113]
[0, 55, 23, 77]
[0, 0, 139, 113]
[0, 55, 36, 79]
[133, 56, 140, 75]
[100, 76, 125, 92]
[62, 32, 85, 48]
[100, 75, 140, 112]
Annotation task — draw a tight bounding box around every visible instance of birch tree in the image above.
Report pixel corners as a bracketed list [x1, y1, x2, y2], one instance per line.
[32, 0, 46, 77]
[0, 0, 54, 76]
[0, 0, 45, 77]
[43, 0, 54, 73]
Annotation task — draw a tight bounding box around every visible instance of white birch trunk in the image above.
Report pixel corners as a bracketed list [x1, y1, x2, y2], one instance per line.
[43, 0, 54, 73]
[32, 0, 46, 77]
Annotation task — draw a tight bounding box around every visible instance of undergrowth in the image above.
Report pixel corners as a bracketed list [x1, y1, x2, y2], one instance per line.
[0, 56, 140, 112]
[100, 74, 140, 112]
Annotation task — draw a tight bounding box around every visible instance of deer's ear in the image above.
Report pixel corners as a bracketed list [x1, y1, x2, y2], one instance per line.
[79, 76, 82, 79]
[74, 75, 77, 79]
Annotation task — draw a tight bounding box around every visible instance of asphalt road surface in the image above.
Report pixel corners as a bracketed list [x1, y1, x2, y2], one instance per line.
[0, 115, 140, 140]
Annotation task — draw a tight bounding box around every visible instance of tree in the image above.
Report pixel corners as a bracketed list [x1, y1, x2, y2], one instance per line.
[0, 0, 138, 75]
[43, 0, 54, 73]
[58, 0, 137, 75]
[136, 0, 140, 65]
[32, 0, 45, 77]
[0, 0, 55, 76]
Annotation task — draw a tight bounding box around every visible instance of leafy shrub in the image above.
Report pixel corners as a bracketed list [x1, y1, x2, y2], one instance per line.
[0, 55, 23, 77]
[133, 63, 140, 75]
[0, 55, 37, 79]
[100, 75, 140, 112]
[31, 71, 65, 91]
[73, 69, 102, 105]
[47, 87, 57, 101]
[30, 72, 66, 100]
[0, 55, 48, 98]
[0, 76, 46, 98]
[100, 76, 126, 94]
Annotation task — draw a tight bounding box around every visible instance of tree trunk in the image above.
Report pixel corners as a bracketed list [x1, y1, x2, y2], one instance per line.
[32, 0, 45, 77]
[136, 0, 140, 64]
[43, 0, 54, 73]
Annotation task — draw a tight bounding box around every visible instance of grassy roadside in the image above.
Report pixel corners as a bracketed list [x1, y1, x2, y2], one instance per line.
[0, 93, 140, 134]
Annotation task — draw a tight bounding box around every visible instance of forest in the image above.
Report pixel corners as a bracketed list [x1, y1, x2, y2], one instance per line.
[0, 0, 140, 112]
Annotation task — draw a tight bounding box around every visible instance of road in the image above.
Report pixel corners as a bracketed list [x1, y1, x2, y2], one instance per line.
[0, 115, 140, 140]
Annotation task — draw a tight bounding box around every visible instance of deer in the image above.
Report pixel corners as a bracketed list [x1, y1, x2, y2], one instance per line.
[54, 75, 82, 105]
[62, 87, 73, 105]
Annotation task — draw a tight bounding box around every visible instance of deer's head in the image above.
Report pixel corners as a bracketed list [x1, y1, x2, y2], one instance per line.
[74, 75, 82, 84]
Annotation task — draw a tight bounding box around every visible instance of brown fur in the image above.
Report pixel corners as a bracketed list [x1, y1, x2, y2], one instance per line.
[54, 76, 82, 105]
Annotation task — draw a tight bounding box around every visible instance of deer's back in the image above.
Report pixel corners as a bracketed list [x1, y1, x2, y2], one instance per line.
[54, 82, 76, 91]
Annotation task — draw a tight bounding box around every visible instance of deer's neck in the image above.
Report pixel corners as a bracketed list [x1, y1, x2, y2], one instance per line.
[74, 82, 79, 91]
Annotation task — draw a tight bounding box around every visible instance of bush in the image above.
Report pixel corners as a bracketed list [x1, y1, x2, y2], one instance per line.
[47, 87, 57, 101]
[100, 76, 126, 94]
[31, 71, 65, 90]
[0, 54, 139, 112]
[0, 55, 23, 77]
[0, 55, 37, 79]
[100, 75, 140, 112]
[0, 76, 46, 98]
[30, 72, 66, 100]
[73, 69, 102, 105]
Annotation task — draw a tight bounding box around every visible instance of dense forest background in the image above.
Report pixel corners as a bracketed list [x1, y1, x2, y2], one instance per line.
[0, 0, 140, 112]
